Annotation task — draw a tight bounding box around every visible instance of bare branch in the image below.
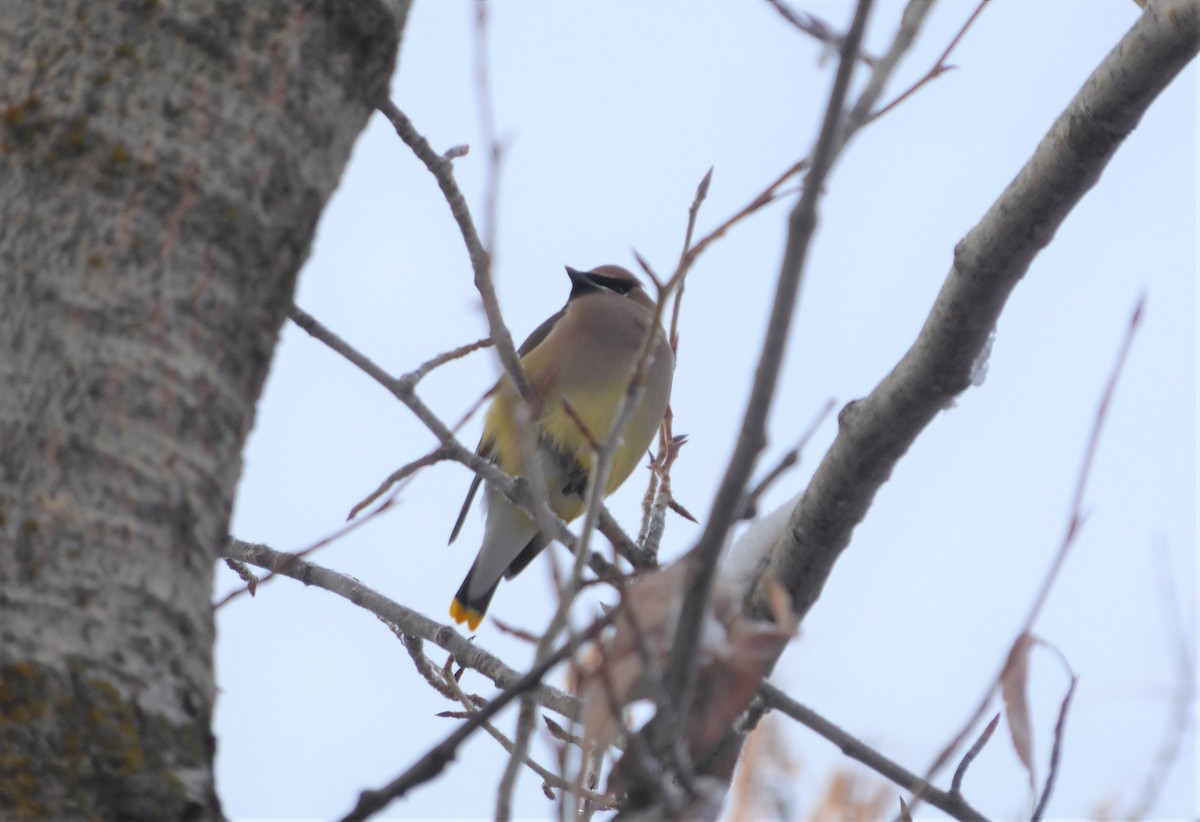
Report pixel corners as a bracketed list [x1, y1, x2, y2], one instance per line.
[949, 712, 1000, 795]
[409, 336, 493, 385]
[641, 428, 690, 560]
[409, 633, 615, 811]
[338, 616, 608, 822]
[1022, 296, 1144, 633]
[842, 0, 936, 136]
[220, 538, 582, 721]
[1032, 675, 1078, 822]
[737, 398, 835, 521]
[760, 684, 991, 822]
[400, 633, 461, 701]
[747, 0, 1198, 633]
[764, 0, 880, 66]
[285, 303, 627, 577]
[599, 507, 657, 571]
[1126, 539, 1198, 818]
[663, 0, 875, 747]
[376, 98, 531, 402]
[868, 0, 991, 125]
[683, 159, 807, 268]
[348, 445, 450, 521]
[497, 267, 683, 819]
[215, 486, 405, 610]
[916, 296, 1147, 798]
[668, 167, 714, 350]
[222, 558, 259, 596]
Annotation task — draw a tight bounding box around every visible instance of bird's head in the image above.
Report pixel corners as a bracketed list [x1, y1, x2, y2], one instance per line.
[565, 265, 655, 311]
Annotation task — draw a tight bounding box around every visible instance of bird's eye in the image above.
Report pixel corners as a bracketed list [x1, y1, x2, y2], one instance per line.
[588, 273, 636, 295]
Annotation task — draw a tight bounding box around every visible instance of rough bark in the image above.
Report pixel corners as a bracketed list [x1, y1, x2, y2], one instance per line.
[0, 2, 403, 818]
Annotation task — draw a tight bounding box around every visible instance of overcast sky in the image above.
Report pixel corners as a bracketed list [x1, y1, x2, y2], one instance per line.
[214, 2, 1196, 819]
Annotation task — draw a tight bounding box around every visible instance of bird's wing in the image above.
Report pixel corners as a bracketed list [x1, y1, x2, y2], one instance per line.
[517, 307, 567, 357]
[448, 471, 484, 545]
[449, 305, 569, 545]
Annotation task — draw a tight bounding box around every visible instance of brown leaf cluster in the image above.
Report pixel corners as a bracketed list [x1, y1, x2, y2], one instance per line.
[573, 558, 799, 798]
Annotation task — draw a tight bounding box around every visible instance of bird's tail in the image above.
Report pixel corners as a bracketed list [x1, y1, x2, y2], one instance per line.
[450, 562, 499, 632]
[450, 529, 550, 630]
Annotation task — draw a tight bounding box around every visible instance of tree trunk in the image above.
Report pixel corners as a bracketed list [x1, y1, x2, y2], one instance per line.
[0, 2, 403, 818]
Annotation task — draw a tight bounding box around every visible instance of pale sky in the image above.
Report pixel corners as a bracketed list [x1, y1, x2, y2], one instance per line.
[214, 2, 1196, 819]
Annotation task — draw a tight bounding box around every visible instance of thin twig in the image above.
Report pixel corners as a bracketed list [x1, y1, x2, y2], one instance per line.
[868, 0, 991, 125]
[949, 712, 1000, 795]
[376, 98, 531, 402]
[1126, 539, 1197, 818]
[765, 0, 879, 66]
[599, 507, 657, 571]
[918, 296, 1146, 801]
[415, 336, 493, 384]
[641, 432, 689, 559]
[683, 159, 808, 268]
[662, 0, 875, 753]
[737, 398, 835, 520]
[498, 266, 683, 818]
[559, 397, 603, 454]
[400, 633, 460, 700]
[223, 558, 259, 595]
[668, 167, 713, 351]
[637, 450, 660, 547]
[348, 445, 449, 521]
[843, 0, 937, 137]
[760, 683, 990, 822]
[338, 616, 608, 822]
[473, 0, 504, 273]
[410, 632, 616, 811]
[1032, 675, 1077, 822]
[634, 164, 712, 555]
[748, 30, 1198, 808]
[214, 489, 402, 610]
[286, 303, 625, 575]
[221, 538, 582, 721]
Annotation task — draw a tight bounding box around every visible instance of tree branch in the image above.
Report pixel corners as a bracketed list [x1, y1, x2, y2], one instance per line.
[746, 0, 1200, 628]
[376, 99, 531, 401]
[760, 684, 990, 822]
[663, 0, 875, 739]
[220, 538, 581, 721]
[338, 616, 607, 821]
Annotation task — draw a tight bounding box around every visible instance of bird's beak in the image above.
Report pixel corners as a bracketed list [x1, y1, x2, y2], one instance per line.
[565, 266, 600, 299]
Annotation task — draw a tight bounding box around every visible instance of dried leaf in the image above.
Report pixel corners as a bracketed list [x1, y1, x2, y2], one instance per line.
[575, 562, 800, 798]
[1001, 631, 1038, 797]
[806, 769, 892, 822]
[763, 576, 794, 628]
[728, 717, 798, 822]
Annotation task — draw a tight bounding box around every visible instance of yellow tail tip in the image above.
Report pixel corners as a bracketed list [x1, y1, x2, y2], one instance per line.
[450, 599, 484, 631]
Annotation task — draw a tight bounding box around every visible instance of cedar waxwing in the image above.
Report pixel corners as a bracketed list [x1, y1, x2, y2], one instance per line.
[448, 265, 675, 630]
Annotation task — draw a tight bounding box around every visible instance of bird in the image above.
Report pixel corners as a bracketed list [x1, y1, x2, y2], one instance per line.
[448, 264, 675, 631]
